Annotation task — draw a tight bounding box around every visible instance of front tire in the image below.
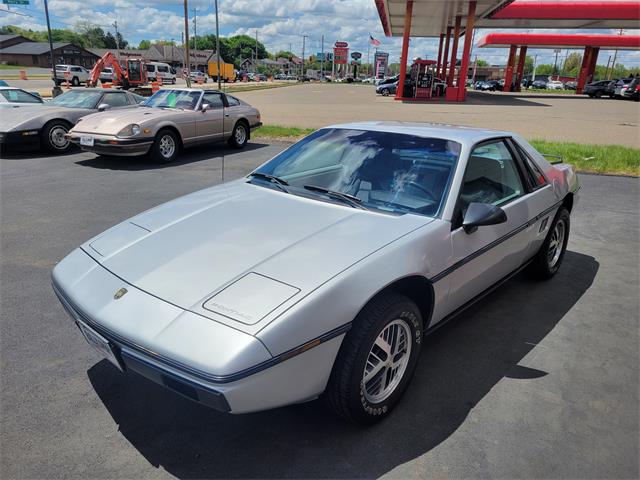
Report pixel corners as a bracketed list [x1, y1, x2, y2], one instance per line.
[228, 122, 248, 149]
[72, 76, 80, 86]
[41, 120, 72, 153]
[325, 292, 423, 424]
[150, 129, 179, 163]
[528, 207, 570, 279]
[381, 89, 390, 96]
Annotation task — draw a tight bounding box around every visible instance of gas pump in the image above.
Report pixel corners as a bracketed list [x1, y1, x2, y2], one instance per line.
[410, 59, 437, 100]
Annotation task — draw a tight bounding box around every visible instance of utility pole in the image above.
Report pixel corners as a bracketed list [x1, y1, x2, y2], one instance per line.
[255, 30, 258, 73]
[531, 54, 538, 86]
[604, 55, 612, 81]
[113, 20, 120, 61]
[44, 0, 61, 97]
[610, 28, 623, 80]
[301, 35, 307, 78]
[553, 49, 561, 77]
[183, 0, 191, 86]
[192, 7, 197, 50]
[320, 35, 324, 79]
[215, 0, 221, 90]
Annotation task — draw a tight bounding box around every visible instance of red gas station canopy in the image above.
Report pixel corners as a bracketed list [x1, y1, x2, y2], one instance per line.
[478, 33, 640, 50]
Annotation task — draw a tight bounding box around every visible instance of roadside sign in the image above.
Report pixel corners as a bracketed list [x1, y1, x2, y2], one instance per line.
[334, 41, 348, 48]
[316, 52, 325, 61]
[2, 0, 30, 4]
[351, 52, 362, 60]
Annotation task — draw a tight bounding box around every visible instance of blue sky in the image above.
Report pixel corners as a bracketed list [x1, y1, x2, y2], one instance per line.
[1, 0, 638, 68]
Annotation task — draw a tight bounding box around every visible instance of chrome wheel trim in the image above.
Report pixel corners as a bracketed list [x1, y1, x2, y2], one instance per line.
[159, 134, 175, 158]
[234, 125, 246, 145]
[362, 319, 412, 404]
[49, 125, 69, 149]
[547, 219, 566, 268]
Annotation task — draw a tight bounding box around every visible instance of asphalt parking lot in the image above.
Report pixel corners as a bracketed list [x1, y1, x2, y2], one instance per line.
[1, 144, 638, 479]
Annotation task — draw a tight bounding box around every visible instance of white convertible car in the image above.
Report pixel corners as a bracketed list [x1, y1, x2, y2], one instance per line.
[53, 122, 580, 424]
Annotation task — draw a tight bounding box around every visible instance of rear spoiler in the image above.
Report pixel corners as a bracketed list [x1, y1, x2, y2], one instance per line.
[541, 153, 564, 164]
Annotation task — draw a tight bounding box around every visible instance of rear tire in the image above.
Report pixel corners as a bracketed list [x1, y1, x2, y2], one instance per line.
[324, 292, 423, 424]
[381, 89, 390, 96]
[41, 120, 72, 154]
[595, 90, 602, 98]
[528, 207, 570, 280]
[150, 129, 179, 163]
[72, 76, 80, 86]
[228, 122, 248, 149]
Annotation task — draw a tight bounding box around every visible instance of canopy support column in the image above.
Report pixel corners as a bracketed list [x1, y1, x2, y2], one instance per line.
[456, 0, 476, 101]
[436, 33, 444, 79]
[577, 46, 593, 94]
[448, 15, 461, 86]
[396, 0, 413, 100]
[441, 26, 452, 81]
[503, 44, 517, 92]
[514, 46, 527, 92]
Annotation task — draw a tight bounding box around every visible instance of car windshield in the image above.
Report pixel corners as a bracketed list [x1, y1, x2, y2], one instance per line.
[252, 128, 461, 217]
[142, 89, 201, 110]
[48, 90, 101, 109]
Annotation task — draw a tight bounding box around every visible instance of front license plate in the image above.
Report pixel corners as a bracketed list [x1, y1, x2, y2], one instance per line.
[80, 136, 94, 147]
[77, 321, 122, 371]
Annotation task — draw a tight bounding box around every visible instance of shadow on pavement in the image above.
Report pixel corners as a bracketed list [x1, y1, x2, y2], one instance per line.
[74, 142, 271, 171]
[88, 250, 598, 479]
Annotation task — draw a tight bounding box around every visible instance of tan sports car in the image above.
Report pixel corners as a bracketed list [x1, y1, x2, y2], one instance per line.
[66, 88, 262, 163]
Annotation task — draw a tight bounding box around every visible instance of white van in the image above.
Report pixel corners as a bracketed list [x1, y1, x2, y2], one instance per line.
[145, 62, 176, 84]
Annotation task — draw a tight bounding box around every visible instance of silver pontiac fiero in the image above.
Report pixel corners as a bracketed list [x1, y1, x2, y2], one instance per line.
[53, 122, 580, 424]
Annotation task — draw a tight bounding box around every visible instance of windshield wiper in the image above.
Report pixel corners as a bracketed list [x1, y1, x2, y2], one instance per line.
[303, 185, 367, 210]
[248, 172, 290, 193]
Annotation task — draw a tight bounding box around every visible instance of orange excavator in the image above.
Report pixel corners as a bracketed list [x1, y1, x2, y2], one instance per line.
[87, 52, 147, 90]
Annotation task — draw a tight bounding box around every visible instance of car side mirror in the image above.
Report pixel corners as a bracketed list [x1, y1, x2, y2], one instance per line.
[201, 103, 210, 112]
[462, 202, 507, 234]
[97, 103, 110, 112]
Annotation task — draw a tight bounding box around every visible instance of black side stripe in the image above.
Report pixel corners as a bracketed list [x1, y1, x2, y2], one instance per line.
[52, 280, 350, 385]
[431, 201, 562, 283]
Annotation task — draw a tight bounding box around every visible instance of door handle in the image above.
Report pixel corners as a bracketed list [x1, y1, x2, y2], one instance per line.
[224, 113, 230, 117]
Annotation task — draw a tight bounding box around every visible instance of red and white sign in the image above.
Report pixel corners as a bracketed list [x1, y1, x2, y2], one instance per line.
[334, 41, 348, 48]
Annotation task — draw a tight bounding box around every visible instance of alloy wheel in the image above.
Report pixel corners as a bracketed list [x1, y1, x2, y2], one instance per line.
[547, 219, 566, 268]
[49, 125, 69, 150]
[362, 319, 412, 403]
[159, 134, 175, 158]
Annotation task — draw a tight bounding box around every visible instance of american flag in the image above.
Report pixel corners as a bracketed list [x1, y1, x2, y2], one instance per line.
[369, 34, 381, 46]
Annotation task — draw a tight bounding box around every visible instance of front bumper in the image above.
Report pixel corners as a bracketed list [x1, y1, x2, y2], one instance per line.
[0, 129, 41, 150]
[52, 248, 344, 413]
[66, 133, 153, 156]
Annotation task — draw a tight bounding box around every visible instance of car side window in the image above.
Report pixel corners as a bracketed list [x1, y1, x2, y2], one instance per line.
[457, 140, 524, 219]
[202, 93, 224, 109]
[513, 143, 547, 189]
[0, 89, 41, 103]
[101, 93, 129, 108]
[226, 95, 240, 106]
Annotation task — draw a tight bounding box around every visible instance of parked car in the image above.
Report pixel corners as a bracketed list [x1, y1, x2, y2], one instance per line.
[0, 86, 44, 107]
[476, 80, 500, 91]
[52, 64, 90, 86]
[53, 122, 580, 423]
[583, 80, 613, 98]
[67, 88, 261, 163]
[377, 75, 399, 87]
[621, 77, 640, 101]
[146, 62, 176, 84]
[0, 88, 143, 154]
[189, 70, 208, 83]
[531, 80, 548, 89]
[256, 73, 268, 82]
[604, 79, 618, 98]
[0, 80, 8, 87]
[563, 81, 577, 90]
[547, 80, 564, 90]
[614, 78, 634, 97]
[376, 79, 413, 96]
[99, 67, 114, 84]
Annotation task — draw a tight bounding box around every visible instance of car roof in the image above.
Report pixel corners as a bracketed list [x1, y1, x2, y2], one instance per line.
[324, 121, 513, 145]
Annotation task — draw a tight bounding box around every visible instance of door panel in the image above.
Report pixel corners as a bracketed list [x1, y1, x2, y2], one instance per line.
[196, 93, 225, 141]
[446, 139, 533, 312]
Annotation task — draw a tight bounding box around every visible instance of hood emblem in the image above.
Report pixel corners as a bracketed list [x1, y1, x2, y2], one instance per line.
[113, 287, 128, 300]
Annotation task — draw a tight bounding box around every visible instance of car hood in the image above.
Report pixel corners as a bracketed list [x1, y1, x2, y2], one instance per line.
[71, 107, 169, 135]
[82, 180, 432, 324]
[0, 105, 86, 131]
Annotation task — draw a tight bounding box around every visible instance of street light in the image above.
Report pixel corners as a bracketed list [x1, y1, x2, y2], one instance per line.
[301, 35, 308, 79]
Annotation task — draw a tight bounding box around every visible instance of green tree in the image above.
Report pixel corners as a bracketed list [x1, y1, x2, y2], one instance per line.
[476, 59, 489, 67]
[224, 35, 268, 67]
[138, 39, 151, 50]
[562, 52, 582, 77]
[274, 50, 295, 60]
[535, 63, 554, 75]
[75, 22, 107, 48]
